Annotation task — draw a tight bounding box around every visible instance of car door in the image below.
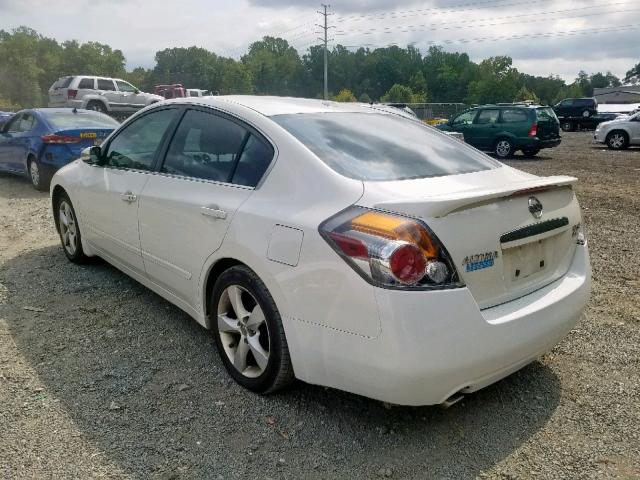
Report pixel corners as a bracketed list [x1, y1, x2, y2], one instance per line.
[115, 80, 145, 111]
[629, 114, 640, 143]
[449, 110, 477, 144]
[97, 78, 122, 111]
[137, 107, 274, 307]
[0, 113, 36, 173]
[77, 107, 181, 275]
[468, 109, 501, 150]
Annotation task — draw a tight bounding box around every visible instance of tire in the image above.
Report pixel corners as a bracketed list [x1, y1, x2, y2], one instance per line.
[494, 138, 514, 159]
[86, 100, 107, 113]
[54, 192, 88, 263]
[211, 265, 294, 394]
[522, 149, 540, 157]
[561, 121, 575, 132]
[606, 131, 629, 150]
[27, 156, 48, 191]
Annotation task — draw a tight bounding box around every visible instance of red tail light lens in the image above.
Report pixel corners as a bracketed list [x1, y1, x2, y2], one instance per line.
[528, 123, 538, 137]
[320, 206, 461, 289]
[42, 134, 80, 144]
[67, 89, 78, 99]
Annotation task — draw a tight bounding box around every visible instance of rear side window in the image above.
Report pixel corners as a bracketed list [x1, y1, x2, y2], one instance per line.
[501, 109, 529, 123]
[233, 134, 274, 187]
[97, 79, 115, 91]
[53, 77, 73, 89]
[104, 108, 177, 170]
[475, 109, 500, 124]
[78, 78, 95, 89]
[536, 108, 558, 122]
[162, 109, 248, 183]
[452, 111, 476, 125]
[273, 112, 499, 181]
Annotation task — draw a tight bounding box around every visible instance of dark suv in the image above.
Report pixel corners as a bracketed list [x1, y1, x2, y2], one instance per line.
[437, 104, 561, 158]
[553, 97, 597, 119]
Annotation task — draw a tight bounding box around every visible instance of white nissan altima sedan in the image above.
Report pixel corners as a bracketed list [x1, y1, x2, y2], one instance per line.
[49, 96, 591, 406]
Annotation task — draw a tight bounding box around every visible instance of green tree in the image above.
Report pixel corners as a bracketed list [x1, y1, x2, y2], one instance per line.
[358, 92, 371, 103]
[466, 56, 520, 104]
[381, 84, 415, 103]
[624, 62, 640, 84]
[242, 36, 304, 96]
[333, 88, 357, 102]
[514, 86, 540, 103]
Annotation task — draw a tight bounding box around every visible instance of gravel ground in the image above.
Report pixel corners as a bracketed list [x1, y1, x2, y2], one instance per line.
[1, 131, 639, 479]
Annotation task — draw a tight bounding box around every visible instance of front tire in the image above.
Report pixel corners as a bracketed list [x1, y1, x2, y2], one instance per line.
[494, 138, 514, 159]
[606, 131, 629, 150]
[54, 193, 88, 263]
[211, 266, 294, 394]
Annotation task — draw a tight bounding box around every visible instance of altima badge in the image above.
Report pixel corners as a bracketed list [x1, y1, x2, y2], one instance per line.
[528, 196, 543, 219]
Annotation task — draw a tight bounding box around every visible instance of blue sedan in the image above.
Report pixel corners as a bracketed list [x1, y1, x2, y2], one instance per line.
[0, 108, 119, 190]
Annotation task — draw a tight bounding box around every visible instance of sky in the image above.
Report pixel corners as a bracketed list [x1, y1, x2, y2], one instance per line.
[0, 0, 638, 82]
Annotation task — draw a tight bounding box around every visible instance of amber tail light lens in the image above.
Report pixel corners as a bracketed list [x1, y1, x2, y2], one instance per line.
[319, 206, 462, 289]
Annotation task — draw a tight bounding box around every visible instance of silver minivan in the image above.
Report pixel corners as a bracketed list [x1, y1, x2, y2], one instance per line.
[48, 76, 163, 114]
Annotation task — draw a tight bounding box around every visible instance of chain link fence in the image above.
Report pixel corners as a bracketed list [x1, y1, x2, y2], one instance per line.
[403, 103, 469, 121]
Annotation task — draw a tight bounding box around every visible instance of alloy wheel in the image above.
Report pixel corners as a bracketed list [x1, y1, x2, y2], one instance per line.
[496, 140, 511, 157]
[58, 201, 78, 255]
[29, 160, 40, 187]
[217, 285, 270, 378]
[609, 133, 626, 149]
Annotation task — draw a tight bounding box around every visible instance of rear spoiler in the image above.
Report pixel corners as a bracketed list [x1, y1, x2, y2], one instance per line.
[375, 175, 577, 218]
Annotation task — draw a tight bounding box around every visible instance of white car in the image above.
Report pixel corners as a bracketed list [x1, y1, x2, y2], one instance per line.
[49, 96, 591, 406]
[594, 111, 640, 149]
[48, 75, 164, 114]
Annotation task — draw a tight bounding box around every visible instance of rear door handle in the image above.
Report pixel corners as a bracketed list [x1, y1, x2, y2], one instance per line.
[201, 205, 227, 220]
[121, 191, 137, 203]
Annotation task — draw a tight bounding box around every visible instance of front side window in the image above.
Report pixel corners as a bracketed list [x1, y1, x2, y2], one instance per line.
[475, 109, 500, 124]
[18, 114, 36, 132]
[104, 108, 177, 170]
[116, 81, 137, 93]
[452, 111, 476, 125]
[97, 79, 115, 91]
[78, 78, 95, 89]
[502, 109, 529, 123]
[273, 112, 499, 181]
[161, 109, 248, 183]
[4, 114, 23, 133]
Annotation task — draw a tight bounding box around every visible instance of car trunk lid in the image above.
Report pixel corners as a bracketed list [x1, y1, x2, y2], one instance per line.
[360, 168, 582, 309]
[43, 128, 113, 155]
[535, 107, 561, 140]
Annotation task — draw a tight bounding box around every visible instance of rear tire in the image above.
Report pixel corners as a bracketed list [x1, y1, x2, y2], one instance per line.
[606, 131, 629, 150]
[494, 138, 514, 159]
[211, 265, 294, 394]
[522, 149, 540, 157]
[54, 193, 88, 263]
[86, 100, 107, 114]
[28, 156, 48, 191]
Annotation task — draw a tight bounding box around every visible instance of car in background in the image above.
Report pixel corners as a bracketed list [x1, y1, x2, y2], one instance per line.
[0, 108, 119, 190]
[593, 111, 640, 149]
[0, 111, 14, 129]
[154, 84, 212, 99]
[48, 76, 163, 114]
[437, 104, 561, 158]
[49, 96, 590, 406]
[553, 97, 598, 120]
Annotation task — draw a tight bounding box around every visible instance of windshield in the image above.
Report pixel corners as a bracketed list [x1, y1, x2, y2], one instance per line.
[273, 112, 499, 181]
[41, 110, 120, 130]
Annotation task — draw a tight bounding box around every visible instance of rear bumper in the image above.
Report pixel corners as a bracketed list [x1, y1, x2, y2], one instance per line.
[522, 137, 561, 150]
[287, 244, 590, 406]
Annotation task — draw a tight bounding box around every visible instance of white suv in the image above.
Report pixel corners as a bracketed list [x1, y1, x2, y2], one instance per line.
[48, 76, 164, 114]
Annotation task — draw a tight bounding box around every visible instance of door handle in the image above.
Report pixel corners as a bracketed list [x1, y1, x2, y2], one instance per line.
[121, 191, 137, 203]
[201, 205, 227, 220]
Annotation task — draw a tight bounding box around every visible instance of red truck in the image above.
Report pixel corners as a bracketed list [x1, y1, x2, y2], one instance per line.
[154, 84, 211, 99]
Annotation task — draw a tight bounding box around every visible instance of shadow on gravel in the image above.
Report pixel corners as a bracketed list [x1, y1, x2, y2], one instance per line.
[0, 173, 46, 200]
[1, 245, 562, 479]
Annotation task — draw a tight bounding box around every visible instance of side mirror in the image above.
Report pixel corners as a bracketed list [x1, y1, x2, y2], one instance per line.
[134, 89, 140, 94]
[81, 146, 102, 165]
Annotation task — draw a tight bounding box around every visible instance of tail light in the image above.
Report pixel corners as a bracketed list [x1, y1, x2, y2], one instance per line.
[528, 123, 538, 137]
[42, 134, 80, 144]
[320, 206, 461, 289]
[67, 89, 78, 99]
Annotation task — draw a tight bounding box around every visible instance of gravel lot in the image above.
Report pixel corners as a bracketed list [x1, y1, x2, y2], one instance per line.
[1, 132, 639, 479]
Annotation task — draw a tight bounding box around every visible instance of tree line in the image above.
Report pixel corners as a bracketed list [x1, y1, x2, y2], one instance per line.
[1, 26, 638, 110]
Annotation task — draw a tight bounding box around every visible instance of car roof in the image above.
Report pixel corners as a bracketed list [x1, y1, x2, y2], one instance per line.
[474, 104, 544, 109]
[165, 95, 387, 117]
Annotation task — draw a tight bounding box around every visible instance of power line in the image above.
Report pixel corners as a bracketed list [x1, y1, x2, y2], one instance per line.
[334, 5, 640, 36]
[317, 4, 334, 100]
[340, 23, 640, 49]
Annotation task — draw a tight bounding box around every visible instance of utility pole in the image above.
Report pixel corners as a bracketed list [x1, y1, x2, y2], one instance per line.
[317, 4, 332, 100]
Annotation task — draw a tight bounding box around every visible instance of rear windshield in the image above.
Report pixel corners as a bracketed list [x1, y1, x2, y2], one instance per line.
[41, 110, 120, 130]
[272, 113, 499, 181]
[536, 107, 558, 122]
[52, 77, 73, 89]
